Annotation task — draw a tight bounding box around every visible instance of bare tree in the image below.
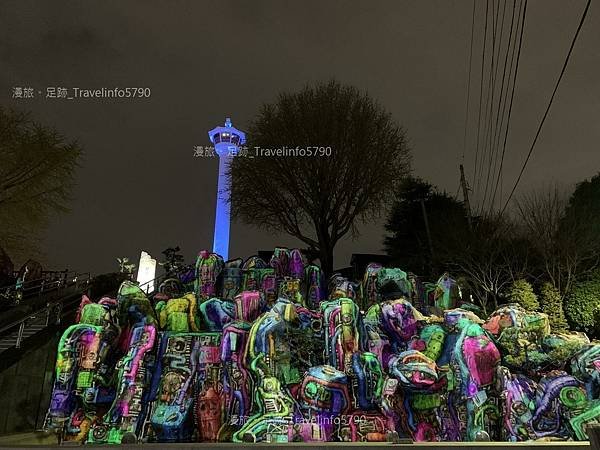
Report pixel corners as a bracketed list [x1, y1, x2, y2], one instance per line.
[228, 80, 411, 275]
[516, 184, 596, 298]
[442, 213, 530, 314]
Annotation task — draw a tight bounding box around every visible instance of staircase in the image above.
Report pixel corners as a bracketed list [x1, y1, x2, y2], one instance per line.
[0, 271, 183, 438]
[0, 313, 53, 353]
[0, 273, 91, 356]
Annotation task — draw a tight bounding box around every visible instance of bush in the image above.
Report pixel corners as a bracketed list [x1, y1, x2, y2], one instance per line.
[507, 279, 539, 311]
[564, 275, 600, 336]
[539, 282, 569, 332]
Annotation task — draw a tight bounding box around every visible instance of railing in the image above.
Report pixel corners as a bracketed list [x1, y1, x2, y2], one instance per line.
[0, 270, 80, 307]
[138, 271, 178, 295]
[6, 269, 73, 286]
[0, 268, 191, 355]
[0, 273, 91, 350]
[0, 270, 183, 348]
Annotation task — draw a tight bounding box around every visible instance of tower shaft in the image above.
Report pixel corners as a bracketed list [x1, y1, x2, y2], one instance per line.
[213, 155, 231, 259]
[208, 118, 246, 260]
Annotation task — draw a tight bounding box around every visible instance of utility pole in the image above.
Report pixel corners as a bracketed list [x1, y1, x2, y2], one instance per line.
[460, 164, 473, 230]
[419, 198, 434, 260]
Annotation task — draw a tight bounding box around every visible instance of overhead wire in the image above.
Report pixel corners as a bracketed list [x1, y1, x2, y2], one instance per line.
[486, 0, 516, 212]
[481, 0, 507, 211]
[475, 0, 497, 203]
[490, 0, 526, 209]
[500, 0, 592, 215]
[472, 0, 490, 199]
[461, 0, 477, 165]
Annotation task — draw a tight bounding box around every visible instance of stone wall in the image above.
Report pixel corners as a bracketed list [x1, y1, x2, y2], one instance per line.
[0, 331, 58, 434]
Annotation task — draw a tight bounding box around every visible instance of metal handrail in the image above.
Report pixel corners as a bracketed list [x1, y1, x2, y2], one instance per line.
[2, 269, 75, 281]
[137, 271, 175, 294]
[0, 273, 91, 337]
[1, 270, 76, 290]
[0, 271, 82, 306]
[0, 269, 184, 351]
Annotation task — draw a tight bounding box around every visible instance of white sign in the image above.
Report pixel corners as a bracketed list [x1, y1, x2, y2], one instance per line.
[136, 251, 156, 294]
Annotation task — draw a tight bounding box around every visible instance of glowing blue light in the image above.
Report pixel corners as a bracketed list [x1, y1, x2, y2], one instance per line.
[208, 118, 246, 260]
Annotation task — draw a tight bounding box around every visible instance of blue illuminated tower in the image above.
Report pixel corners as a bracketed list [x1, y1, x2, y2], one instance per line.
[208, 118, 246, 260]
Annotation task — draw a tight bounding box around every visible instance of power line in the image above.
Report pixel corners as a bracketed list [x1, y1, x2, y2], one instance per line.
[501, 0, 592, 215]
[490, 0, 520, 196]
[461, 0, 477, 164]
[491, 0, 526, 209]
[472, 0, 490, 197]
[481, 0, 507, 211]
[487, 0, 517, 212]
[475, 0, 497, 202]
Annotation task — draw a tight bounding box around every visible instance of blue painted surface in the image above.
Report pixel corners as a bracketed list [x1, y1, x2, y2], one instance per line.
[208, 118, 246, 260]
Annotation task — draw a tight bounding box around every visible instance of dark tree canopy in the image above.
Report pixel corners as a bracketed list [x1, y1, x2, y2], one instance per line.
[0, 108, 82, 260]
[229, 80, 410, 274]
[383, 178, 468, 277]
[384, 177, 533, 313]
[564, 172, 600, 224]
[561, 172, 600, 268]
[565, 271, 600, 337]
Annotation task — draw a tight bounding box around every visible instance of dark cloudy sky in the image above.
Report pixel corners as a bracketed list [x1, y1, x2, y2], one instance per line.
[1, 0, 598, 275]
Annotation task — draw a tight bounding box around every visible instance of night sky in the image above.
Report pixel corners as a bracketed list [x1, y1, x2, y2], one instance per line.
[1, 0, 599, 275]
